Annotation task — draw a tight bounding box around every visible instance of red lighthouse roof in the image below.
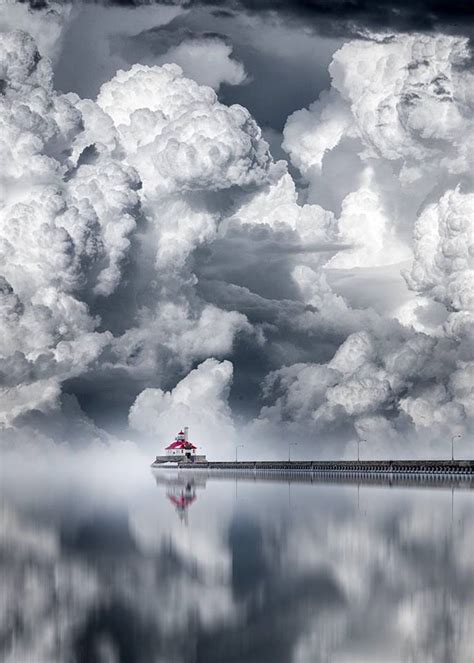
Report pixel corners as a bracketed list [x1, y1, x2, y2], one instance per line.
[165, 427, 197, 450]
[166, 440, 197, 450]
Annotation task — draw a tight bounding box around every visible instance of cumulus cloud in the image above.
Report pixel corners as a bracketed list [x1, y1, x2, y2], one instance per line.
[285, 33, 474, 181]
[0, 28, 263, 438]
[283, 88, 352, 175]
[254, 30, 474, 452]
[151, 35, 247, 90]
[0, 11, 473, 458]
[327, 168, 411, 269]
[129, 358, 237, 458]
[255, 310, 471, 456]
[97, 62, 274, 195]
[0, 0, 70, 61]
[405, 187, 474, 313]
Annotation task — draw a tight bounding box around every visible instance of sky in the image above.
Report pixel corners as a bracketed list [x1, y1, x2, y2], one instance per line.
[0, 0, 473, 459]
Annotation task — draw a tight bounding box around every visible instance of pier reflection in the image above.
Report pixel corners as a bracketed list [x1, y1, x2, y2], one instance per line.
[1, 464, 473, 662]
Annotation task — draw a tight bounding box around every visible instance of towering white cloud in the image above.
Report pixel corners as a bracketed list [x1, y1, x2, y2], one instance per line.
[326, 167, 411, 269]
[0, 30, 261, 435]
[283, 32, 474, 272]
[285, 34, 474, 175]
[283, 88, 352, 175]
[255, 31, 474, 452]
[405, 188, 474, 313]
[0, 1, 70, 61]
[96, 63, 273, 196]
[129, 358, 236, 458]
[0, 17, 473, 456]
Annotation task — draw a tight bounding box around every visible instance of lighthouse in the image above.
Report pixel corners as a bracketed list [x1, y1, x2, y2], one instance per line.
[165, 427, 197, 460]
[151, 427, 207, 466]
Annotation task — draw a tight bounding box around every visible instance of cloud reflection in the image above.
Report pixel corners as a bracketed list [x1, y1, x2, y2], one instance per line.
[1, 459, 473, 662]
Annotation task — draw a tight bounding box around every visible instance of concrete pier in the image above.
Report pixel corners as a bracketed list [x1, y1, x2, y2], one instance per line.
[174, 460, 474, 474]
[171, 459, 474, 475]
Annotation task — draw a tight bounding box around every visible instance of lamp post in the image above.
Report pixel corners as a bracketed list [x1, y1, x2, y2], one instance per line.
[235, 444, 244, 462]
[357, 438, 366, 462]
[451, 434, 461, 462]
[289, 442, 298, 462]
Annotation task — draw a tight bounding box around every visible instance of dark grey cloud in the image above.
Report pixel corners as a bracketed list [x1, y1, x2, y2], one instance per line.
[115, 23, 227, 58]
[51, 3, 340, 132]
[206, 0, 474, 35]
[32, 0, 474, 36]
[119, 13, 338, 130]
[193, 224, 354, 419]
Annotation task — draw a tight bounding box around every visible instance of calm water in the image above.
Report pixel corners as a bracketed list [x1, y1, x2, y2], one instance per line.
[1, 462, 474, 663]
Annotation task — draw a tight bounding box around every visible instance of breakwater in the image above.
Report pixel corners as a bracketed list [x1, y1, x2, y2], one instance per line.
[152, 459, 474, 489]
[173, 459, 474, 474]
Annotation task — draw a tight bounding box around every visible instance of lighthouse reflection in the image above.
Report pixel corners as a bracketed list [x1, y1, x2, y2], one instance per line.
[153, 471, 205, 523]
[153, 469, 206, 525]
[166, 482, 196, 522]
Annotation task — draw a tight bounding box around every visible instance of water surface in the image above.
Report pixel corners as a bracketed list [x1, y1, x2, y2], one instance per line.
[1, 462, 473, 663]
